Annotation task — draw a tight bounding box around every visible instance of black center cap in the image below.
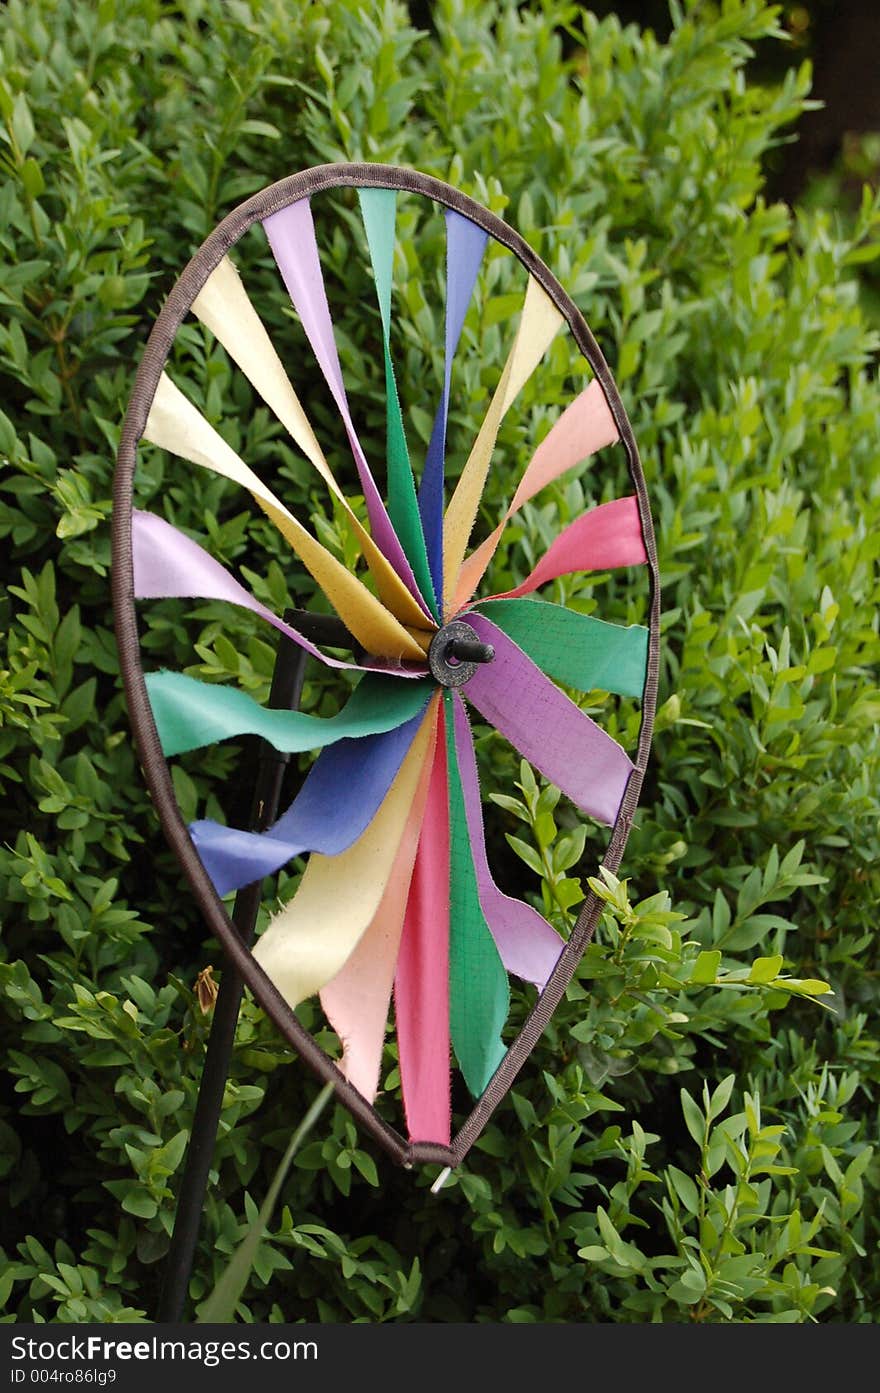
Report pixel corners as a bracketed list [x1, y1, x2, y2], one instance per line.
[428, 620, 495, 688]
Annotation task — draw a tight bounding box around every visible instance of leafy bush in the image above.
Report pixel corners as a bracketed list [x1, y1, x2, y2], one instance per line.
[1, 0, 878, 1324]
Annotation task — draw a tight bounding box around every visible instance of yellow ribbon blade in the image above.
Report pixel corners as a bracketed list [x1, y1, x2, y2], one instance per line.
[253, 699, 438, 1010]
[193, 256, 331, 482]
[143, 373, 428, 661]
[442, 277, 564, 617]
[191, 256, 430, 633]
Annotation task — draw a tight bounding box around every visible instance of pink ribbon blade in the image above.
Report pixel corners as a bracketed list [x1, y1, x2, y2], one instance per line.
[262, 199, 431, 617]
[463, 614, 636, 827]
[451, 694, 563, 989]
[319, 705, 438, 1103]
[485, 494, 647, 602]
[455, 380, 620, 606]
[394, 725, 452, 1145]
[506, 380, 620, 516]
[131, 510, 426, 678]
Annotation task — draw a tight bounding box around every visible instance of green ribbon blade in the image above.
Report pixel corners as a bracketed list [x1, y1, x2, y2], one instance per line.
[444, 692, 509, 1097]
[358, 187, 438, 618]
[474, 597, 649, 698]
[145, 670, 431, 758]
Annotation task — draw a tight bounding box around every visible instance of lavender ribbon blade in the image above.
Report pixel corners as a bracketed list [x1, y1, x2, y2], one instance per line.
[463, 614, 636, 827]
[452, 693, 563, 989]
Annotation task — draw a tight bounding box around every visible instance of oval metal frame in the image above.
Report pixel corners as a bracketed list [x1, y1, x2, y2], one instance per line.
[112, 162, 661, 1169]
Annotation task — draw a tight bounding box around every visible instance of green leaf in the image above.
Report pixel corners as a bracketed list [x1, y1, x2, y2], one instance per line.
[505, 834, 544, 878]
[20, 156, 45, 198]
[352, 1150, 379, 1187]
[680, 1089, 705, 1147]
[690, 949, 721, 984]
[11, 93, 35, 154]
[239, 119, 281, 139]
[711, 889, 731, 938]
[708, 1074, 736, 1120]
[517, 759, 539, 803]
[120, 1187, 158, 1220]
[60, 679, 97, 733]
[747, 954, 784, 984]
[776, 977, 833, 999]
[668, 1165, 700, 1213]
[0, 408, 18, 455]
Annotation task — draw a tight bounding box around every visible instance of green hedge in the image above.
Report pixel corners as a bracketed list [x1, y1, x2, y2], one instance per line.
[1, 0, 878, 1323]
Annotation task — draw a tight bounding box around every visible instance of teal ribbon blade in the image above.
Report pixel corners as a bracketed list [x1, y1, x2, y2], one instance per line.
[444, 691, 509, 1098]
[358, 187, 438, 618]
[145, 670, 431, 758]
[473, 597, 649, 699]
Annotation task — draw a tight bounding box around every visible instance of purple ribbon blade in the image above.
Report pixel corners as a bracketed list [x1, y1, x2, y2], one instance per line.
[131, 511, 426, 678]
[463, 614, 636, 827]
[262, 198, 431, 616]
[190, 712, 426, 897]
[451, 694, 563, 989]
[418, 210, 488, 606]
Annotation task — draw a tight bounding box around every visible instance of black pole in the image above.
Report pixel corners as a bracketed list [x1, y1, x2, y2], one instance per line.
[157, 625, 307, 1323]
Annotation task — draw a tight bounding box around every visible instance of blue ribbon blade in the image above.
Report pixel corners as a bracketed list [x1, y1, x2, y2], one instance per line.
[190, 711, 426, 896]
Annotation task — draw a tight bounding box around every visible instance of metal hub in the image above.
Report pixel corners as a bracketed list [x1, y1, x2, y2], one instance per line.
[428, 620, 495, 688]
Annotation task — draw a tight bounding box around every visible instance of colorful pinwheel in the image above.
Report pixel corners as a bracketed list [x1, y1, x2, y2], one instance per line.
[114, 166, 659, 1165]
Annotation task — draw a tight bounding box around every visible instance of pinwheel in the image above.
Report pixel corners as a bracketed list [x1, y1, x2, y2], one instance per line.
[113, 164, 659, 1182]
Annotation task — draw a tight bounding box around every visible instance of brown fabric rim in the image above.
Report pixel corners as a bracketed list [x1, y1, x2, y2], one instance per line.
[112, 162, 661, 1171]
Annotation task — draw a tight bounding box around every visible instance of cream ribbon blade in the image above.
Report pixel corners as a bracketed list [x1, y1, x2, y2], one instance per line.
[442, 276, 564, 617]
[253, 699, 438, 1011]
[143, 372, 428, 662]
[191, 256, 431, 634]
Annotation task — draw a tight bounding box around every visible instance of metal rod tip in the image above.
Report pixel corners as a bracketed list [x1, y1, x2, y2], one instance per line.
[447, 638, 495, 664]
[430, 1165, 453, 1194]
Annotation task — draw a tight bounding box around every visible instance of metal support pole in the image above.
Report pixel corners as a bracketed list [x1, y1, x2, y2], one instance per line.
[156, 626, 307, 1323]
